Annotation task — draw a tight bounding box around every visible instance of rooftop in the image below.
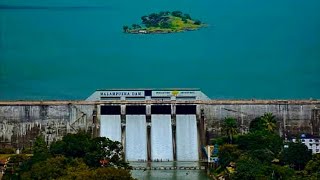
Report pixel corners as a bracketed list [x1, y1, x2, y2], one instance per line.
[95, 88, 201, 91]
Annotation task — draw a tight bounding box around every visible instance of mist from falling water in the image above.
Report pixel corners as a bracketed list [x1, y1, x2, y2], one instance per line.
[176, 115, 199, 161]
[151, 115, 173, 161]
[100, 115, 121, 142]
[126, 115, 147, 161]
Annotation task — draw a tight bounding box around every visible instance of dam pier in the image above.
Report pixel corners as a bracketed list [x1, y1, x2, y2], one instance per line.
[0, 89, 319, 161]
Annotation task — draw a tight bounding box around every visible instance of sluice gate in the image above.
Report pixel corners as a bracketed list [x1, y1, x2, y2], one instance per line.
[99, 104, 201, 161]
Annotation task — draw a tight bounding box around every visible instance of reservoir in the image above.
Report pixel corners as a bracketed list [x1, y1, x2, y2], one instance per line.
[0, 0, 320, 100]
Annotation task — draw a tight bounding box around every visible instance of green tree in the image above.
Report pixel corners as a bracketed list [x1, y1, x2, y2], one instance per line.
[32, 136, 50, 163]
[281, 142, 312, 170]
[160, 21, 171, 28]
[232, 156, 270, 180]
[141, 15, 149, 25]
[123, 26, 129, 32]
[131, 24, 141, 29]
[61, 167, 135, 180]
[261, 112, 277, 132]
[50, 132, 91, 158]
[21, 156, 68, 180]
[218, 144, 241, 168]
[246, 149, 275, 164]
[5, 132, 134, 180]
[271, 164, 295, 179]
[249, 113, 277, 133]
[221, 117, 238, 144]
[171, 11, 183, 17]
[184, 13, 191, 20]
[237, 131, 283, 155]
[231, 154, 294, 180]
[159, 11, 170, 16]
[2, 154, 30, 180]
[50, 132, 128, 168]
[249, 117, 265, 132]
[20, 155, 133, 180]
[85, 137, 128, 168]
[194, 20, 201, 25]
[304, 154, 320, 176]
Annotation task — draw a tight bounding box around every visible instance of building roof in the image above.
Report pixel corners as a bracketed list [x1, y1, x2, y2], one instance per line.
[289, 133, 320, 139]
[95, 88, 201, 91]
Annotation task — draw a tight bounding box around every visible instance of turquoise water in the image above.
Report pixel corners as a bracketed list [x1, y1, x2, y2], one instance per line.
[1, 0, 320, 100]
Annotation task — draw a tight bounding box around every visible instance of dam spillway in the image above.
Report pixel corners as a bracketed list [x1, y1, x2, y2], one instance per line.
[100, 115, 121, 142]
[151, 115, 173, 161]
[126, 115, 147, 161]
[176, 115, 199, 161]
[100, 104, 200, 162]
[100, 105, 122, 142]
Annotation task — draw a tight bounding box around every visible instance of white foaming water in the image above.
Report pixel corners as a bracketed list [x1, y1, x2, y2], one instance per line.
[176, 115, 199, 161]
[100, 115, 121, 142]
[126, 115, 147, 161]
[151, 115, 173, 161]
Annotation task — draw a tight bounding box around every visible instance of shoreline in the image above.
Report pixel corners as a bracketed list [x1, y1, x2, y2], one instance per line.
[124, 25, 208, 34]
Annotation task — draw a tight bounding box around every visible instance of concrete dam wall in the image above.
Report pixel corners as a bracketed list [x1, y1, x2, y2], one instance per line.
[0, 102, 95, 148]
[0, 100, 319, 154]
[202, 102, 320, 137]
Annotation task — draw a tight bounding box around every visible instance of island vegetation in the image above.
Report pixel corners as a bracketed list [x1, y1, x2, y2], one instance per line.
[123, 11, 206, 34]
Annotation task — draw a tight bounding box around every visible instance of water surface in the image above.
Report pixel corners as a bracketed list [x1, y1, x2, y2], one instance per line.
[130, 162, 210, 180]
[1, 0, 320, 100]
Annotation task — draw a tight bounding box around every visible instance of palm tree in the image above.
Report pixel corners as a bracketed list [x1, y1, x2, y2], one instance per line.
[221, 117, 238, 144]
[261, 112, 277, 132]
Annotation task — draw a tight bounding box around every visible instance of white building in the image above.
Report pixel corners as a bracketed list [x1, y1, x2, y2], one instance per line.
[290, 134, 320, 154]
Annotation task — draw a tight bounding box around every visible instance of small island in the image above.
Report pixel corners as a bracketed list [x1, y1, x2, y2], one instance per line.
[123, 11, 206, 34]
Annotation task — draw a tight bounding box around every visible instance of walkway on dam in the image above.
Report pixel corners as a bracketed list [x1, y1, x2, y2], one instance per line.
[0, 100, 319, 105]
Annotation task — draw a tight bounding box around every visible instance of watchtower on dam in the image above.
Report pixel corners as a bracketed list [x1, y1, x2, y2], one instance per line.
[0, 88, 320, 161]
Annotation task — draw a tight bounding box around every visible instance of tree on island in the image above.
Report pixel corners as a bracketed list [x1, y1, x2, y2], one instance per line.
[171, 11, 183, 17]
[123, 25, 129, 32]
[194, 20, 202, 25]
[131, 24, 141, 29]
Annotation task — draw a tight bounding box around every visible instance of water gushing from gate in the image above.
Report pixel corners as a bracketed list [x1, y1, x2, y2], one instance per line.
[151, 115, 173, 161]
[126, 115, 147, 161]
[176, 115, 199, 161]
[100, 115, 121, 142]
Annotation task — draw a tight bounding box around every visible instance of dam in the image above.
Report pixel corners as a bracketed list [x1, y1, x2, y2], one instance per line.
[0, 89, 320, 161]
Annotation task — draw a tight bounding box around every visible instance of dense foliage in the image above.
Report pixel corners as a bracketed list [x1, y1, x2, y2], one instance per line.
[221, 117, 238, 144]
[3, 132, 134, 180]
[123, 11, 204, 33]
[281, 142, 312, 170]
[213, 112, 316, 179]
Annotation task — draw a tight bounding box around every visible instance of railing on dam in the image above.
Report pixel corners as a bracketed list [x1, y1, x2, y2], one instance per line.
[0, 99, 319, 105]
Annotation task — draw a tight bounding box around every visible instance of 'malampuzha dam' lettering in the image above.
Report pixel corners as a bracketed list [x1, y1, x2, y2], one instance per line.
[100, 91, 144, 97]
